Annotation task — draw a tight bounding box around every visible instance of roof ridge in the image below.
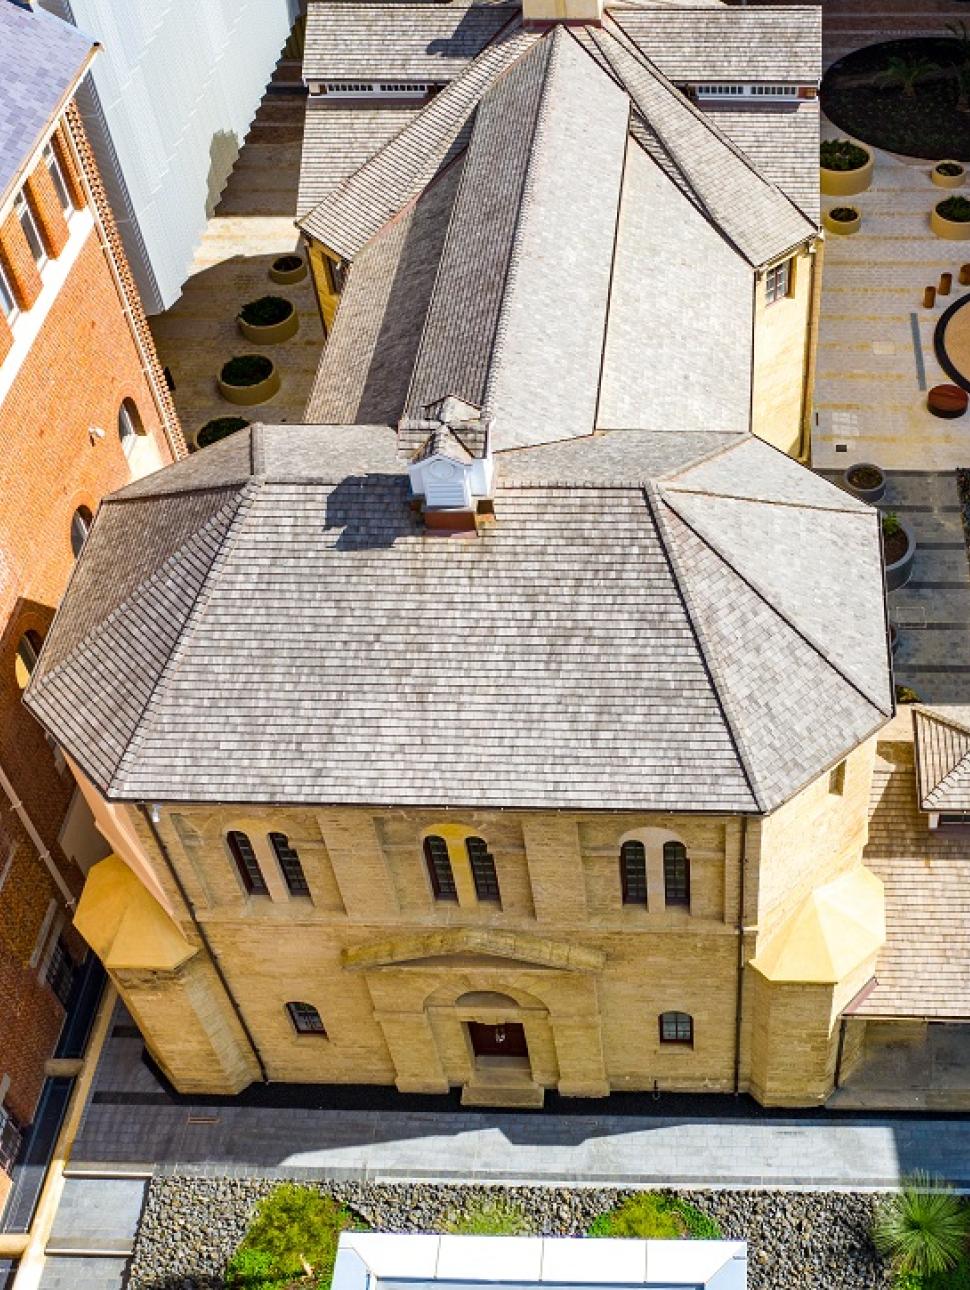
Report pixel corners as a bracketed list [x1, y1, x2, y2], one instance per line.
[647, 484, 765, 812]
[111, 484, 260, 794]
[915, 705, 970, 742]
[925, 751, 970, 809]
[482, 25, 565, 419]
[660, 486, 893, 719]
[662, 484, 873, 516]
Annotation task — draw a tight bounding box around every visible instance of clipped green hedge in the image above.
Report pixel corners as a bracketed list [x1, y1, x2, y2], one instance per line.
[225, 1184, 360, 1290]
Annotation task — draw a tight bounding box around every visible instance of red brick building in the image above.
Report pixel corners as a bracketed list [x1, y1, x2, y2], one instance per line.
[0, 0, 183, 1206]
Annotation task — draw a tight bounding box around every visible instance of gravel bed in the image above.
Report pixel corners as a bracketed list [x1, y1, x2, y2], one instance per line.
[128, 1176, 892, 1290]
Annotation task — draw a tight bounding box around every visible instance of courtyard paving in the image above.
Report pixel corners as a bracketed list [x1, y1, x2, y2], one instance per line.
[148, 61, 323, 449]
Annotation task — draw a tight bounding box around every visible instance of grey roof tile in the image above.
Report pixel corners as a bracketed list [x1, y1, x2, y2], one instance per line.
[298, 101, 420, 217]
[0, 1, 95, 204]
[914, 707, 970, 813]
[303, 3, 518, 81]
[703, 101, 820, 223]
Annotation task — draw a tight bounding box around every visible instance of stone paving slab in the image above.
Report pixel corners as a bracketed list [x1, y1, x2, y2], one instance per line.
[37, 1255, 128, 1290]
[49, 1177, 146, 1244]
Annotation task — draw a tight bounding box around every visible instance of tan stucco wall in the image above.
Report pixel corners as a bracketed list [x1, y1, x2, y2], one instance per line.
[750, 243, 818, 460]
[69, 752, 881, 1106]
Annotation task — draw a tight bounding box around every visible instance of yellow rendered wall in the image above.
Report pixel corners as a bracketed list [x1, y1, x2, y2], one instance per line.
[750, 243, 818, 461]
[306, 239, 342, 333]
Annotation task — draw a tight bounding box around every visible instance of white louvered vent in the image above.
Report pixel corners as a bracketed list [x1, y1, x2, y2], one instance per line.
[424, 459, 471, 509]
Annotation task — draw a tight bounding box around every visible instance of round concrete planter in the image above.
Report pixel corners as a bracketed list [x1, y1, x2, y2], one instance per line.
[217, 356, 280, 406]
[931, 200, 970, 239]
[843, 462, 886, 504]
[883, 518, 916, 591]
[823, 206, 862, 236]
[931, 161, 966, 189]
[269, 254, 307, 285]
[237, 298, 299, 345]
[820, 148, 874, 197]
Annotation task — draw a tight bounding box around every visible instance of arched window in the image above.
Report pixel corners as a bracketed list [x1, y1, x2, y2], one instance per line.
[466, 836, 500, 903]
[286, 1001, 326, 1035]
[424, 835, 457, 901]
[659, 1011, 693, 1045]
[14, 630, 43, 689]
[226, 830, 268, 896]
[269, 831, 309, 897]
[663, 841, 690, 907]
[619, 840, 647, 905]
[118, 398, 144, 457]
[70, 505, 92, 557]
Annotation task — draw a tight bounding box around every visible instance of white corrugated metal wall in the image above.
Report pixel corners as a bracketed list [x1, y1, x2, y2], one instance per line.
[41, 0, 299, 312]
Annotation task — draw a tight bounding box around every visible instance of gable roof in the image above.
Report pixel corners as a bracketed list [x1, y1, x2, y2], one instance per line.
[914, 706, 970, 813]
[303, 3, 519, 82]
[26, 427, 891, 815]
[0, 0, 96, 206]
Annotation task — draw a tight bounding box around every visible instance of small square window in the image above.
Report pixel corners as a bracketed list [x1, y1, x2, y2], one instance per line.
[828, 761, 846, 795]
[765, 258, 792, 305]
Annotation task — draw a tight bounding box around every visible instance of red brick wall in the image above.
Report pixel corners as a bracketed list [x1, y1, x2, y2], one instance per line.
[0, 116, 182, 1139]
[1, 210, 42, 310]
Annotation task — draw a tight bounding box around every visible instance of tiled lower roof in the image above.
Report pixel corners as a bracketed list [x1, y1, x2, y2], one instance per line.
[914, 706, 970, 813]
[298, 101, 420, 217]
[701, 101, 820, 224]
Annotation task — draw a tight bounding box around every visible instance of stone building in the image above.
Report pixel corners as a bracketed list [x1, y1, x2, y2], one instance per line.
[0, 0, 181, 1203]
[24, 0, 900, 1110]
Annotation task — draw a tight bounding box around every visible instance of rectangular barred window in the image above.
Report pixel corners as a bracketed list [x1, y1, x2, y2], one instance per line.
[0, 260, 18, 325]
[765, 258, 792, 305]
[466, 837, 501, 903]
[43, 143, 74, 218]
[15, 193, 46, 269]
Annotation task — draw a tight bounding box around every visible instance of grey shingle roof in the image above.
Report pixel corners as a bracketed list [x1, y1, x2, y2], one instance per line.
[298, 101, 420, 217]
[612, 6, 821, 84]
[297, 23, 540, 258]
[303, 3, 518, 81]
[914, 707, 970, 813]
[703, 101, 820, 223]
[27, 426, 891, 815]
[0, 1, 95, 205]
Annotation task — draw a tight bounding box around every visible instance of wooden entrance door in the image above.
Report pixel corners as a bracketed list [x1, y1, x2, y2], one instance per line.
[467, 1021, 528, 1059]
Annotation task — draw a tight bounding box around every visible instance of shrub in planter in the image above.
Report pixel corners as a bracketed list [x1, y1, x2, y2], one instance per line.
[821, 138, 874, 195]
[588, 1193, 722, 1241]
[896, 684, 922, 704]
[237, 294, 298, 343]
[197, 416, 250, 448]
[932, 194, 970, 237]
[844, 461, 886, 502]
[225, 1184, 358, 1290]
[269, 252, 307, 284]
[932, 160, 966, 188]
[218, 353, 280, 406]
[882, 510, 917, 589]
[824, 204, 862, 235]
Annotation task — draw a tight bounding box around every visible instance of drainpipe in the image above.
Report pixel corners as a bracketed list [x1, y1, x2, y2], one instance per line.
[733, 816, 748, 1095]
[138, 803, 268, 1083]
[0, 762, 76, 910]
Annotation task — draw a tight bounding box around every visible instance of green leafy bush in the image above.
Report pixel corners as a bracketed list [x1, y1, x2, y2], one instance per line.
[873, 1174, 970, 1279]
[197, 416, 249, 448]
[442, 1195, 535, 1236]
[239, 296, 294, 327]
[588, 1193, 722, 1241]
[821, 138, 870, 171]
[221, 354, 274, 386]
[938, 195, 970, 220]
[225, 1184, 358, 1290]
[882, 511, 902, 537]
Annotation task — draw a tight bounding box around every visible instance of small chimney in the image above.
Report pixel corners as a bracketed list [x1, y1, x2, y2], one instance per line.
[406, 399, 493, 534]
[521, 0, 604, 25]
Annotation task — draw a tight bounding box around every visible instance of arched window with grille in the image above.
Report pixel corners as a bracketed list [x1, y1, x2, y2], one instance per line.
[286, 1001, 326, 1035]
[619, 839, 647, 905]
[663, 841, 690, 908]
[659, 1011, 693, 1045]
[226, 830, 268, 896]
[424, 835, 457, 901]
[269, 831, 310, 897]
[466, 836, 500, 903]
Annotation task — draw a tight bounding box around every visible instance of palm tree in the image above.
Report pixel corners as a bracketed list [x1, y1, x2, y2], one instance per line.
[873, 1173, 970, 1277]
[878, 54, 940, 96]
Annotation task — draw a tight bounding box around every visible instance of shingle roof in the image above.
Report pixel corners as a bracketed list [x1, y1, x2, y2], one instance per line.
[703, 101, 820, 223]
[26, 427, 891, 814]
[0, 0, 95, 206]
[854, 724, 970, 1019]
[298, 101, 420, 217]
[914, 707, 970, 813]
[611, 6, 822, 84]
[303, 3, 518, 81]
[297, 23, 540, 258]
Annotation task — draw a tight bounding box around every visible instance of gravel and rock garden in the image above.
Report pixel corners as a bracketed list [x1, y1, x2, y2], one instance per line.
[127, 1176, 903, 1290]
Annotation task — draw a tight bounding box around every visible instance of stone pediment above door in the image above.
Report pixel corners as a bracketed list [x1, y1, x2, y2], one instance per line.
[342, 928, 605, 973]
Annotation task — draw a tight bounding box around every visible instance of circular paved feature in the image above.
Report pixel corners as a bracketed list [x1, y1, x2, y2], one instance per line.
[934, 293, 970, 394]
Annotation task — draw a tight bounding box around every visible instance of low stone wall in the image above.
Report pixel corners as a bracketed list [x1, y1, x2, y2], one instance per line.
[128, 1176, 891, 1290]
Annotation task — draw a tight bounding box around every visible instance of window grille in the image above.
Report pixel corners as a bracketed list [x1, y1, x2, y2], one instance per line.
[227, 830, 269, 895]
[286, 1001, 326, 1034]
[269, 831, 310, 896]
[45, 935, 75, 1008]
[659, 1011, 694, 1044]
[620, 840, 647, 905]
[663, 841, 690, 907]
[424, 835, 457, 901]
[765, 258, 792, 305]
[466, 836, 500, 902]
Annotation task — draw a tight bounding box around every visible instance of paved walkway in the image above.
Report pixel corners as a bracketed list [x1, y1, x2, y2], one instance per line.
[149, 60, 323, 448]
[63, 1010, 970, 1191]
